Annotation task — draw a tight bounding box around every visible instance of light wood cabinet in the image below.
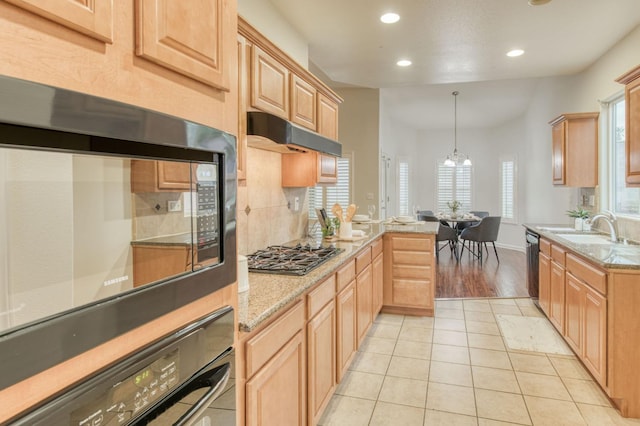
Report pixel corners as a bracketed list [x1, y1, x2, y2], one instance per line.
[307, 300, 336, 425]
[538, 239, 552, 316]
[336, 280, 356, 382]
[251, 44, 290, 118]
[6, 0, 113, 42]
[281, 152, 338, 187]
[372, 250, 384, 316]
[131, 160, 194, 193]
[291, 74, 317, 131]
[132, 245, 191, 287]
[237, 34, 249, 181]
[317, 93, 339, 140]
[549, 245, 566, 333]
[616, 65, 640, 185]
[356, 264, 373, 347]
[382, 233, 436, 316]
[549, 113, 599, 187]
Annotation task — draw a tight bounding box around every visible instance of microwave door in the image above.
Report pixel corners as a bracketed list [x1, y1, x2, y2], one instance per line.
[194, 163, 220, 269]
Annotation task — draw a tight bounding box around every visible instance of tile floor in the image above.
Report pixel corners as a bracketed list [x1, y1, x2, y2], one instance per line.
[318, 298, 640, 426]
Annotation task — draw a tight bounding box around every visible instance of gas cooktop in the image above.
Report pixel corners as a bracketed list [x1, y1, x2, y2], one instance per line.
[246, 244, 343, 276]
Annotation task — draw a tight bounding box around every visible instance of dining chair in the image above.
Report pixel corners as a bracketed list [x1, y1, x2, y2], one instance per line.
[417, 210, 434, 220]
[456, 210, 490, 233]
[421, 215, 458, 262]
[459, 216, 501, 264]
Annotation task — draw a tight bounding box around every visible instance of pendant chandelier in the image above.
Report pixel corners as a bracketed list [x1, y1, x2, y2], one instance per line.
[444, 91, 472, 167]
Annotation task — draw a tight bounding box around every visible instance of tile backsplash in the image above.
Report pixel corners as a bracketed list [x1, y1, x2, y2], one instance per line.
[237, 147, 309, 255]
[132, 192, 190, 240]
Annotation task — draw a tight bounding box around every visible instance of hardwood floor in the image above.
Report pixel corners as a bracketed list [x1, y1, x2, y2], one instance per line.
[435, 243, 529, 298]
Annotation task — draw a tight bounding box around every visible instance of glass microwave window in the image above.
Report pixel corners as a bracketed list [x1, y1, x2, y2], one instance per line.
[0, 147, 221, 335]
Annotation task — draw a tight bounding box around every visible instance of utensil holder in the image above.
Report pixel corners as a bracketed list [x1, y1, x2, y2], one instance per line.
[339, 221, 352, 239]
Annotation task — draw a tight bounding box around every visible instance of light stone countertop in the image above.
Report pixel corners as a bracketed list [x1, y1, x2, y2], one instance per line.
[238, 221, 438, 332]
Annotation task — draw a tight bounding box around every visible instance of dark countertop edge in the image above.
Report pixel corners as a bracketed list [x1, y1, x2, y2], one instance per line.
[523, 224, 640, 270]
[238, 222, 438, 332]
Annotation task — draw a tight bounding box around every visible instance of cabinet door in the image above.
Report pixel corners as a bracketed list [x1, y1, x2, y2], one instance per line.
[549, 261, 565, 333]
[157, 161, 193, 190]
[565, 274, 583, 354]
[307, 301, 336, 426]
[583, 287, 607, 386]
[317, 154, 338, 184]
[565, 117, 599, 187]
[237, 34, 248, 181]
[552, 121, 566, 185]
[372, 253, 384, 316]
[317, 93, 339, 139]
[132, 245, 191, 287]
[539, 252, 551, 316]
[626, 77, 640, 185]
[291, 75, 317, 131]
[356, 264, 373, 347]
[6, 0, 113, 42]
[246, 331, 306, 426]
[336, 281, 356, 382]
[135, 0, 232, 91]
[251, 45, 289, 118]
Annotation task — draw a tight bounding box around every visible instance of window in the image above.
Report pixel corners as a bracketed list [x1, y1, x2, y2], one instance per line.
[309, 154, 352, 219]
[611, 97, 640, 215]
[398, 158, 410, 216]
[436, 163, 472, 213]
[500, 156, 516, 223]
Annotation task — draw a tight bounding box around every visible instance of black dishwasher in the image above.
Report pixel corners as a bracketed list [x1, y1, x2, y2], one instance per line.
[525, 229, 540, 301]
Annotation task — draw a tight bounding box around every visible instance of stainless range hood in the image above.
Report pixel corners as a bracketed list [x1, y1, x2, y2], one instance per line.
[246, 111, 342, 157]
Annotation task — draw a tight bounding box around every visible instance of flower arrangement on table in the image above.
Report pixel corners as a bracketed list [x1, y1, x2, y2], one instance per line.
[447, 200, 461, 218]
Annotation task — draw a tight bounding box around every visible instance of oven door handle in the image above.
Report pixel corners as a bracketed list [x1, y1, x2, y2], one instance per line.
[174, 363, 231, 426]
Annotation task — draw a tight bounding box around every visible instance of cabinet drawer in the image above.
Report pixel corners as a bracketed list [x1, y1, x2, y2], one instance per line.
[566, 253, 607, 295]
[371, 238, 383, 258]
[540, 238, 551, 256]
[391, 279, 431, 307]
[245, 300, 305, 378]
[551, 244, 566, 266]
[355, 247, 372, 275]
[392, 250, 430, 266]
[336, 259, 356, 292]
[392, 264, 431, 280]
[392, 237, 430, 252]
[308, 275, 336, 318]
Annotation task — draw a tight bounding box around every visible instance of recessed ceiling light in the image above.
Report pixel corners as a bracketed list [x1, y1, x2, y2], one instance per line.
[506, 49, 525, 57]
[397, 59, 412, 67]
[380, 12, 400, 24]
[528, 0, 551, 5]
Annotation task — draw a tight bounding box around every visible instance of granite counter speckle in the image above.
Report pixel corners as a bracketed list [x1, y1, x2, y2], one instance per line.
[238, 221, 438, 332]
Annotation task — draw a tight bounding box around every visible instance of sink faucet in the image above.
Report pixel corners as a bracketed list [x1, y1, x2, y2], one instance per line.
[590, 211, 618, 242]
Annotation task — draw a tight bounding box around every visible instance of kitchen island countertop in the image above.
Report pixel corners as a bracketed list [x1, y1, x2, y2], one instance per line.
[238, 221, 438, 332]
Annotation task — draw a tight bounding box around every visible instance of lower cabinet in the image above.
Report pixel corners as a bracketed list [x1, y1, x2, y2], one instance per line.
[538, 251, 551, 316]
[356, 264, 373, 347]
[372, 251, 384, 315]
[132, 244, 191, 287]
[307, 301, 336, 425]
[336, 280, 356, 382]
[549, 260, 566, 332]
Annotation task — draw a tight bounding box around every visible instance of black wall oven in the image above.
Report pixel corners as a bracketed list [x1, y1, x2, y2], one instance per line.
[0, 75, 237, 393]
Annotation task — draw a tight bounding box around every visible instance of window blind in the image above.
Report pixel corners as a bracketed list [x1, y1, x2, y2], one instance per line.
[398, 160, 410, 216]
[501, 159, 515, 221]
[437, 163, 472, 213]
[308, 155, 351, 220]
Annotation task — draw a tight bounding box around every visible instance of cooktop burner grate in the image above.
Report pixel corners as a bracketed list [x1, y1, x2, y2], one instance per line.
[246, 244, 343, 276]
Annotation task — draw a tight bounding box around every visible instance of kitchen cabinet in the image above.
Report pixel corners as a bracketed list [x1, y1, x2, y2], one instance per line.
[355, 247, 373, 347]
[383, 233, 436, 316]
[549, 245, 567, 333]
[135, 0, 233, 91]
[237, 34, 249, 181]
[132, 244, 191, 287]
[372, 238, 384, 316]
[538, 239, 552, 316]
[549, 113, 599, 187]
[291, 74, 317, 131]
[616, 65, 640, 185]
[5, 0, 113, 42]
[250, 44, 290, 118]
[317, 93, 339, 140]
[281, 152, 338, 187]
[307, 298, 335, 425]
[335, 260, 357, 382]
[131, 160, 194, 193]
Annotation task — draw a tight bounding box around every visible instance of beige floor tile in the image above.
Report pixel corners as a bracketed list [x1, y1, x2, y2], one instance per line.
[349, 351, 392, 375]
[470, 348, 512, 370]
[477, 419, 522, 426]
[465, 310, 498, 323]
[549, 356, 592, 380]
[468, 333, 506, 351]
[519, 306, 545, 318]
[475, 389, 531, 425]
[466, 320, 501, 336]
[359, 337, 396, 355]
[367, 322, 402, 339]
[424, 409, 478, 425]
[436, 299, 464, 310]
[426, 382, 477, 417]
[464, 300, 492, 312]
[514, 298, 535, 307]
[489, 298, 518, 306]
[508, 352, 556, 375]
[435, 308, 466, 320]
[318, 395, 376, 426]
[516, 371, 572, 400]
[375, 313, 405, 325]
[576, 403, 640, 425]
[335, 370, 385, 400]
[394, 340, 432, 360]
[563, 378, 611, 406]
[431, 344, 471, 365]
[490, 304, 523, 315]
[434, 317, 467, 332]
[524, 395, 587, 425]
[430, 361, 473, 387]
[378, 376, 429, 408]
[387, 356, 430, 380]
[399, 325, 434, 343]
[369, 401, 425, 426]
[472, 366, 520, 393]
[404, 315, 435, 328]
[433, 329, 468, 347]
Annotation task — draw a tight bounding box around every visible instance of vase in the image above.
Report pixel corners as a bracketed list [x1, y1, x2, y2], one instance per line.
[574, 218, 583, 231]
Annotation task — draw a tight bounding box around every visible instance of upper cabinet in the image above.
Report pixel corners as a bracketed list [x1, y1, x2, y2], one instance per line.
[131, 160, 194, 193]
[616, 65, 640, 186]
[291, 74, 317, 131]
[250, 44, 290, 116]
[317, 93, 339, 140]
[135, 0, 233, 91]
[549, 113, 599, 187]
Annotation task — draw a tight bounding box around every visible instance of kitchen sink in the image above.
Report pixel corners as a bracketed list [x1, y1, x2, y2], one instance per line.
[555, 233, 615, 245]
[537, 226, 578, 232]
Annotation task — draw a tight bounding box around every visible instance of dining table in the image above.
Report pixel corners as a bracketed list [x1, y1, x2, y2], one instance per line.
[435, 213, 482, 233]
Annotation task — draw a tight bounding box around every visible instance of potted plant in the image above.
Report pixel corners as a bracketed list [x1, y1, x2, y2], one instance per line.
[566, 207, 589, 231]
[447, 200, 461, 218]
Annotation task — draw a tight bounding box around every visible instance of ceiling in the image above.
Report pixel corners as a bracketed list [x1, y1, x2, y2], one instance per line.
[269, 0, 640, 129]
